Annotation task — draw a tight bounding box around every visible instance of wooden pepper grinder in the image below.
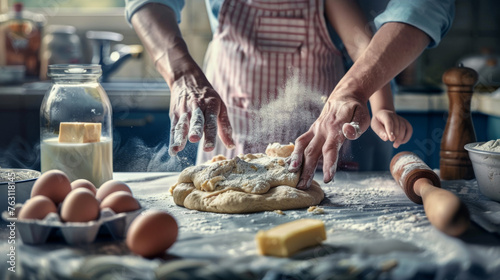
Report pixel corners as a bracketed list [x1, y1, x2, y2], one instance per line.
[440, 65, 478, 180]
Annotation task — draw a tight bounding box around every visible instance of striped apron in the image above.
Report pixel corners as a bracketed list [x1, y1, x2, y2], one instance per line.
[197, 0, 345, 163]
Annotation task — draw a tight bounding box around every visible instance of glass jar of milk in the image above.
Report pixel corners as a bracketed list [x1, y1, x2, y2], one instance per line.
[40, 64, 113, 187]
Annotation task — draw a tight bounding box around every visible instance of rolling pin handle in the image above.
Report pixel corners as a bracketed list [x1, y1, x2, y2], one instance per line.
[390, 152, 470, 236]
[415, 178, 470, 236]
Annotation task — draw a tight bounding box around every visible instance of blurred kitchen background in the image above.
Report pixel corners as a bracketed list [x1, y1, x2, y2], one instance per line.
[1, 0, 499, 172]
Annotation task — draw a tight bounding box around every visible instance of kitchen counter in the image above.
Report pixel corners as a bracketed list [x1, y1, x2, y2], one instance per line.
[1, 171, 500, 279]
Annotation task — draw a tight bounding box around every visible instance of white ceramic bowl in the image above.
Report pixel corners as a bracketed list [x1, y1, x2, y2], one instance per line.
[465, 142, 500, 202]
[0, 169, 40, 212]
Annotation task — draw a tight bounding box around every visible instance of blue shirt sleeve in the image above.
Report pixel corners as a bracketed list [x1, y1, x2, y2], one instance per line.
[204, 0, 223, 33]
[125, 0, 185, 25]
[374, 0, 455, 48]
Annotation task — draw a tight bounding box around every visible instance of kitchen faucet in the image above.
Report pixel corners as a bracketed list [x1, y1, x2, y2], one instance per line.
[86, 31, 143, 82]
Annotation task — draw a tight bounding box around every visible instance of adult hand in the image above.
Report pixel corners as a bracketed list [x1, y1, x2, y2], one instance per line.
[130, 4, 235, 156]
[371, 110, 412, 148]
[289, 94, 371, 189]
[286, 22, 431, 189]
[169, 72, 235, 156]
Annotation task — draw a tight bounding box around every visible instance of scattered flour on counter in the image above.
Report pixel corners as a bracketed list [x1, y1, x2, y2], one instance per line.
[377, 211, 428, 236]
[325, 176, 398, 208]
[199, 224, 223, 234]
[307, 206, 325, 215]
[357, 177, 395, 186]
[333, 211, 426, 235]
[136, 194, 170, 206]
[317, 175, 431, 237]
[338, 219, 377, 232]
[474, 139, 500, 152]
[274, 210, 285, 215]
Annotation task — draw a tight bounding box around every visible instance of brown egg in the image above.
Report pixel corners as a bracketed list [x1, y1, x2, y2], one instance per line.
[96, 180, 132, 201]
[31, 170, 71, 204]
[100, 191, 141, 213]
[126, 210, 178, 258]
[60, 188, 100, 222]
[18, 196, 57, 220]
[71, 179, 97, 196]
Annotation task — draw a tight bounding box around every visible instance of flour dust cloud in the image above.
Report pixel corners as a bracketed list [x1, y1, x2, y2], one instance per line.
[249, 73, 327, 146]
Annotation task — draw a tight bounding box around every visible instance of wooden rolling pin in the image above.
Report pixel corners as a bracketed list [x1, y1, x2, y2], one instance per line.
[390, 152, 470, 236]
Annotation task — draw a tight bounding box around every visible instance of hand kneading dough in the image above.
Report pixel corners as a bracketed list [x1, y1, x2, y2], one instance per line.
[169, 143, 324, 214]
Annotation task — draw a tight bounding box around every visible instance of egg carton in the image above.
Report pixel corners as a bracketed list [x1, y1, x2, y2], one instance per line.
[1, 204, 142, 245]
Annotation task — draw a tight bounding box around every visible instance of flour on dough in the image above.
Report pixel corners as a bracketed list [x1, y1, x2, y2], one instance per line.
[170, 143, 324, 214]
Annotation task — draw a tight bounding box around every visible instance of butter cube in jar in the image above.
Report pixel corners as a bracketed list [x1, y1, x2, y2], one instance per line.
[40, 64, 113, 187]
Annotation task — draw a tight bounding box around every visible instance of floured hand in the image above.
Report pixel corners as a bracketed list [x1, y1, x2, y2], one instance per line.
[169, 73, 235, 156]
[289, 95, 370, 189]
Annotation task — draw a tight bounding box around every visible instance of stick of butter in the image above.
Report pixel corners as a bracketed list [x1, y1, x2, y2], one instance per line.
[83, 123, 101, 143]
[256, 219, 326, 257]
[59, 122, 101, 143]
[59, 122, 85, 143]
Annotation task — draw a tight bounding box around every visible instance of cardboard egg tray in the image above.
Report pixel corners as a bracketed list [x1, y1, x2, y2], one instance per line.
[2, 204, 142, 245]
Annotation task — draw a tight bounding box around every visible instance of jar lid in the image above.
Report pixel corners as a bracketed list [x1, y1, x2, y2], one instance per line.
[46, 25, 77, 34]
[13, 3, 23, 13]
[48, 64, 102, 78]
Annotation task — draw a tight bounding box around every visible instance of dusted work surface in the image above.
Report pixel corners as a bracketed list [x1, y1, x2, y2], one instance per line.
[1, 171, 500, 279]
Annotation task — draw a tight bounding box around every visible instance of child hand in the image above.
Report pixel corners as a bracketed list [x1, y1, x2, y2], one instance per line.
[371, 110, 413, 148]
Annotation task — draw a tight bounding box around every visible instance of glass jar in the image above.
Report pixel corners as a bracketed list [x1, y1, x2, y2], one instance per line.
[39, 25, 83, 80]
[40, 64, 113, 187]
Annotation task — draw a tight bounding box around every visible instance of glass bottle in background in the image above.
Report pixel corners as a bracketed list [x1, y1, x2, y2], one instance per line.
[40, 25, 83, 80]
[0, 2, 44, 78]
[40, 64, 113, 187]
